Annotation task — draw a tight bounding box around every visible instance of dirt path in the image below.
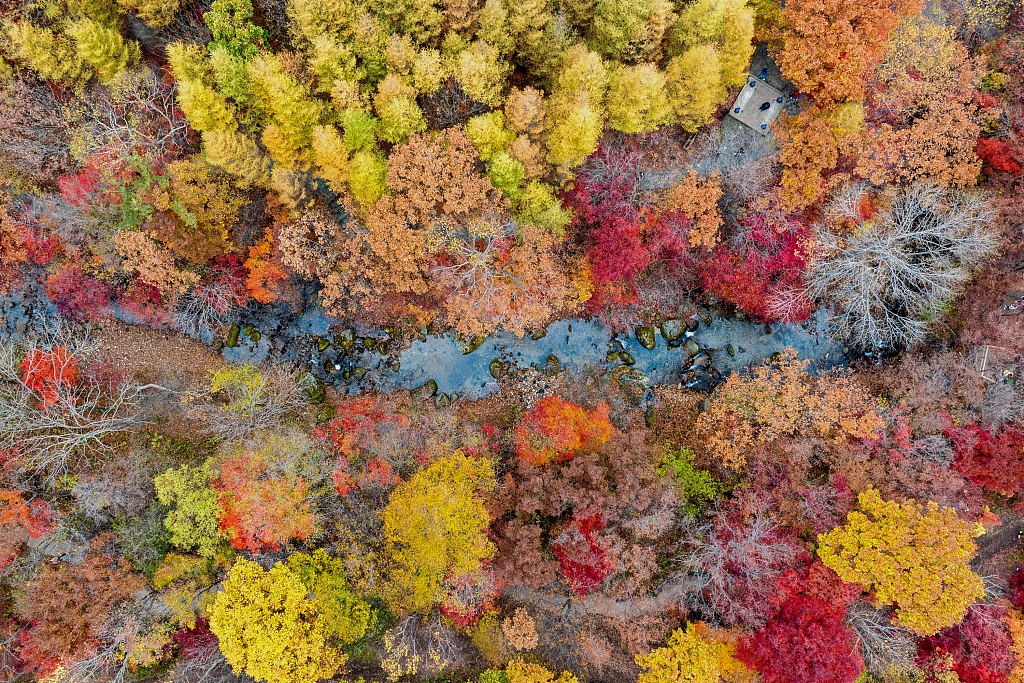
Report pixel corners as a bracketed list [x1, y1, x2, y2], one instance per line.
[506, 578, 692, 621]
[90, 320, 226, 380]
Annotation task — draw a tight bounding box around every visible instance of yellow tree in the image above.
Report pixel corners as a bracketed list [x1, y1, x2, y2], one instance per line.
[505, 658, 579, 683]
[209, 552, 373, 683]
[636, 622, 756, 683]
[817, 487, 986, 636]
[382, 451, 497, 613]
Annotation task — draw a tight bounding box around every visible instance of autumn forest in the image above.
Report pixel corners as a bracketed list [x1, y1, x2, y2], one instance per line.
[0, 0, 1022, 681]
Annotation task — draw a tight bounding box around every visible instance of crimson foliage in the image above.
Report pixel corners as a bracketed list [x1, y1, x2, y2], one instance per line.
[694, 213, 811, 322]
[737, 594, 864, 683]
[918, 605, 1016, 683]
[944, 422, 1024, 495]
[550, 514, 614, 596]
[976, 138, 1022, 177]
[562, 142, 684, 291]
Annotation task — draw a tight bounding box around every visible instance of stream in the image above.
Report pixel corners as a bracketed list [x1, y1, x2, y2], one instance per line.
[225, 306, 849, 400]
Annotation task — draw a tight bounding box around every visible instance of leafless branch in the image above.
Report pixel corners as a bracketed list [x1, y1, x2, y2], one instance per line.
[0, 323, 153, 483]
[808, 184, 997, 351]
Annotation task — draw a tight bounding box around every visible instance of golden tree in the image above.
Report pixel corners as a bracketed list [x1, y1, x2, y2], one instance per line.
[817, 487, 985, 636]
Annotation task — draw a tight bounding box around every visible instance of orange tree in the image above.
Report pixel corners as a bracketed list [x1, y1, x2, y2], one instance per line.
[772, 0, 921, 107]
[513, 396, 614, 466]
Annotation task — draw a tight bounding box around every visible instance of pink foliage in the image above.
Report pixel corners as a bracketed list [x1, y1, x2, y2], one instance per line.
[313, 397, 424, 497]
[45, 266, 112, 320]
[20, 347, 78, 409]
[919, 605, 1016, 683]
[196, 254, 250, 314]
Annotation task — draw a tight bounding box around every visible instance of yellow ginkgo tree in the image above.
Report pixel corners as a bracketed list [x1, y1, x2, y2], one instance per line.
[817, 486, 986, 636]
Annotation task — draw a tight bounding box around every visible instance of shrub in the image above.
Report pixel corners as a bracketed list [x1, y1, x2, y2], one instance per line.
[44, 267, 112, 320]
[214, 440, 316, 553]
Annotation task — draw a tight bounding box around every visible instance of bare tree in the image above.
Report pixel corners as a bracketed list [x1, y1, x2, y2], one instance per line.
[187, 364, 314, 440]
[675, 509, 804, 627]
[173, 648, 255, 683]
[808, 184, 997, 351]
[81, 67, 191, 164]
[845, 600, 917, 677]
[0, 323, 156, 482]
[380, 614, 465, 681]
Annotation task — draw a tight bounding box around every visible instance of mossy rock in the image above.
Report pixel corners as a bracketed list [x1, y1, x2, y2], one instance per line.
[461, 335, 487, 355]
[412, 379, 438, 397]
[635, 325, 656, 350]
[335, 328, 356, 350]
[299, 372, 327, 404]
[660, 319, 684, 342]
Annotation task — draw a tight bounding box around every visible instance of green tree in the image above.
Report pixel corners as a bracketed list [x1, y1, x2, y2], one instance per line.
[116, 0, 184, 27]
[209, 552, 373, 683]
[176, 78, 238, 132]
[586, 0, 676, 62]
[817, 486, 986, 636]
[382, 451, 497, 613]
[635, 623, 754, 683]
[313, 125, 351, 193]
[453, 40, 510, 106]
[371, 0, 442, 45]
[166, 41, 210, 82]
[544, 98, 603, 169]
[544, 44, 607, 170]
[487, 152, 526, 198]
[665, 0, 755, 88]
[204, 0, 268, 59]
[154, 461, 224, 557]
[340, 108, 379, 150]
[657, 445, 724, 516]
[247, 53, 325, 151]
[373, 74, 426, 144]
[514, 180, 572, 237]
